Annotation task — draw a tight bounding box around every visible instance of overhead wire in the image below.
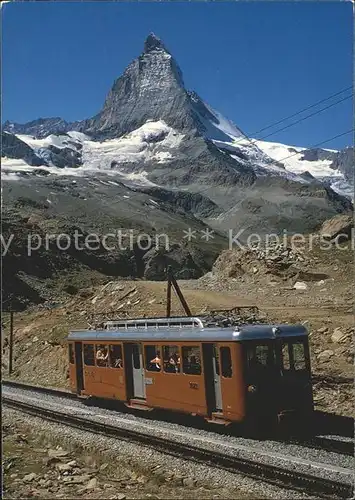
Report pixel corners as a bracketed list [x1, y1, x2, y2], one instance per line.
[248, 86, 352, 137]
[275, 128, 354, 164]
[255, 94, 352, 143]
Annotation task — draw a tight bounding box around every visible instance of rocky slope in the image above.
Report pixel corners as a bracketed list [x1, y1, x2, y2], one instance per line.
[2, 253, 353, 416]
[1, 185, 226, 310]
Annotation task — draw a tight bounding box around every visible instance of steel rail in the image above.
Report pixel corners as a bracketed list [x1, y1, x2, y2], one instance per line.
[3, 380, 354, 457]
[3, 395, 353, 499]
[2, 379, 77, 399]
[290, 435, 354, 458]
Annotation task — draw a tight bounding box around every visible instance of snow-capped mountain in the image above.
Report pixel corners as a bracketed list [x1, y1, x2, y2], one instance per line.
[3, 117, 352, 198]
[2, 33, 353, 236]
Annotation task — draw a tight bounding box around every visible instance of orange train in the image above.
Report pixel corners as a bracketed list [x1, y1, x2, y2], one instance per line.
[67, 317, 313, 426]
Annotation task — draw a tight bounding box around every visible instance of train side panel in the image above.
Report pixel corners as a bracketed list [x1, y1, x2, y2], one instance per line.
[143, 341, 208, 416]
[68, 342, 77, 393]
[80, 342, 128, 401]
[144, 370, 208, 416]
[219, 343, 246, 422]
[82, 366, 127, 400]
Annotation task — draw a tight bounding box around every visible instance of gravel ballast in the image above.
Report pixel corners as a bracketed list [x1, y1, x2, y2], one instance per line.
[3, 407, 318, 500]
[3, 385, 353, 488]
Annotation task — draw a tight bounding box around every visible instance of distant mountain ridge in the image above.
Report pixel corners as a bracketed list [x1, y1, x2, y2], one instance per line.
[3, 117, 83, 139]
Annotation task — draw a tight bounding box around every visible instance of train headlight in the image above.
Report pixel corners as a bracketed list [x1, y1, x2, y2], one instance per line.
[247, 385, 257, 393]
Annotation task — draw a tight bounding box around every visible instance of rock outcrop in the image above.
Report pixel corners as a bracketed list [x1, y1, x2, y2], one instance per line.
[320, 214, 354, 241]
[2, 132, 43, 166]
[330, 147, 354, 185]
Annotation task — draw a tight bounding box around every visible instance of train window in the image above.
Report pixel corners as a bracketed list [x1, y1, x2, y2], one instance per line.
[255, 345, 270, 365]
[182, 346, 202, 375]
[213, 346, 220, 376]
[292, 342, 306, 371]
[109, 344, 123, 369]
[68, 343, 74, 364]
[83, 344, 95, 366]
[247, 344, 274, 368]
[96, 344, 109, 367]
[145, 345, 161, 372]
[163, 345, 180, 373]
[281, 343, 291, 370]
[221, 347, 232, 378]
[132, 345, 141, 369]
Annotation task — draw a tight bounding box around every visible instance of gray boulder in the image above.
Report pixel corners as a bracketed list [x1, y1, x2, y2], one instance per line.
[320, 214, 354, 242]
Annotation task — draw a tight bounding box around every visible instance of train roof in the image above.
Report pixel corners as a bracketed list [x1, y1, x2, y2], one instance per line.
[67, 317, 308, 342]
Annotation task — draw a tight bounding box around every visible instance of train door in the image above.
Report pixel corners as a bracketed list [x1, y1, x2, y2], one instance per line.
[202, 343, 222, 413]
[243, 340, 279, 421]
[277, 337, 313, 415]
[75, 342, 84, 393]
[131, 343, 146, 399]
[212, 345, 223, 411]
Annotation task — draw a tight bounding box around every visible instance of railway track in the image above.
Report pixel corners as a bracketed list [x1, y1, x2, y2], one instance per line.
[3, 380, 354, 457]
[3, 381, 354, 499]
[2, 379, 77, 399]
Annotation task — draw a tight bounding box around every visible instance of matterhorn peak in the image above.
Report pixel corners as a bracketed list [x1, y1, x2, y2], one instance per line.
[144, 33, 169, 53]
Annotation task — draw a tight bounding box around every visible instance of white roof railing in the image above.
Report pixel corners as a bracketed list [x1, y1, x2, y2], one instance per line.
[104, 316, 204, 330]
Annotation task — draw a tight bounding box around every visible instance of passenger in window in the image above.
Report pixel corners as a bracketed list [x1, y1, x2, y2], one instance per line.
[96, 346, 108, 366]
[150, 350, 161, 371]
[109, 346, 123, 368]
[189, 355, 201, 375]
[166, 353, 180, 373]
[170, 353, 180, 372]
[164, 359, 175, 373]
[115, 358, 123, 368]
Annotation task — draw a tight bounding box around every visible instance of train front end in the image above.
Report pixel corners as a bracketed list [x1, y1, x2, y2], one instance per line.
[239, 324, 314, 428]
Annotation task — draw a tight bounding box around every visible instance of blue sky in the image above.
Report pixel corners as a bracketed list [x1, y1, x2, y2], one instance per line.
[2, 1, 353, 149]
